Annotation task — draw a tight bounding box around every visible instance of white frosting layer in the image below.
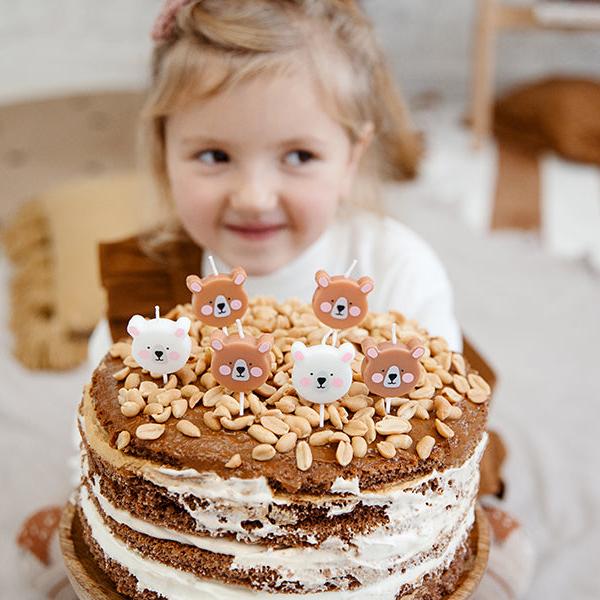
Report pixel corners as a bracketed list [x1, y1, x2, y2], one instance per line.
[80, 486, 474, 600]
[81, 435, 487, 596]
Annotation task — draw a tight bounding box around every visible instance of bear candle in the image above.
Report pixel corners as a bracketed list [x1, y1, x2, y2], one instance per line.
[312, 261, 374, 346]
[127, 306, 192, 384]
[186, 256, 248, 331]
[210, 320, 274, 416]
[361, 323, 425, 414]
[291, 337, 355, 428]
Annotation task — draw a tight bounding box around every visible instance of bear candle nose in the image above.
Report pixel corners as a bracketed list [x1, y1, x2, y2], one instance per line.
[217, 302, 226, 311]
[388, 373, 397, 381]
[336, 305, 345, 313]
[236, 366, 245, 375]
[155, 350, 163, 358]
[317, 377, 327, 386]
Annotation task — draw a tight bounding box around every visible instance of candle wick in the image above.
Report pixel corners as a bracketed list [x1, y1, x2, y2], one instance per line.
[236, 318, 245, 338]
[155, 305, 160, 319]
[207, 255, 219, 276]
[392, 322, 397, 345]
[344, 258, 358, 278]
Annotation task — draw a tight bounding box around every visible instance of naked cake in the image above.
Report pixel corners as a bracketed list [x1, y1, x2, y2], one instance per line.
[75, 296, 490, 599]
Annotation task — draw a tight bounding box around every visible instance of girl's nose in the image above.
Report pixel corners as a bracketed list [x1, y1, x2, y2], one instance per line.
[230, 171, 277, 211]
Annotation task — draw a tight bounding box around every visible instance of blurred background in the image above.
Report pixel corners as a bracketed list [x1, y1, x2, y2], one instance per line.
[1, 1, 599, 599]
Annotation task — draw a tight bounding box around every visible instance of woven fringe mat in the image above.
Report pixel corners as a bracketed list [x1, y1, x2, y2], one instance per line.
[2, 201, 89, 370]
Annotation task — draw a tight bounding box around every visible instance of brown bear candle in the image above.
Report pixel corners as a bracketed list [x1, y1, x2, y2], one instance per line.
[210, 322, 274, 416]
[186, 257, 248, 330]
[312, 265, 374, 332]
[361, 326, 425, 414]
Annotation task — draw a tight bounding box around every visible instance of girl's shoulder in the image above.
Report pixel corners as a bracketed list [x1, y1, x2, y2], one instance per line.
[340, 210, 448, 278]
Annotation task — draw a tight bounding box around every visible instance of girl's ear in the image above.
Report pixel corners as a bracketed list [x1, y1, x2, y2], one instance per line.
[349, 122, 375, 169]
[341, 121, 375, 197]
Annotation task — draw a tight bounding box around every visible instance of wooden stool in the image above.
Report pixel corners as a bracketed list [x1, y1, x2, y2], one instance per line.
[470, 0, 600, 148]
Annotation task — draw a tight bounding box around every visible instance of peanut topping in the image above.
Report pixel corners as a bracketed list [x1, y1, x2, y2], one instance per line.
[176, 419, 201, 438]
[416, 435, 435, 460]
[135, 423, 165, 440]
[296, 441, 313, 471]
[106, 297, 486, 470]
[225, 454, 242, 469]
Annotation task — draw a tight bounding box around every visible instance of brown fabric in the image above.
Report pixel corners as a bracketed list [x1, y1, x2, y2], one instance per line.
[1, 172, 160, 370]
[492, 137, 541, 231]
[494, 77, 600, 166]
[99, 234, 203, 342]
[479, 431, 506, 498]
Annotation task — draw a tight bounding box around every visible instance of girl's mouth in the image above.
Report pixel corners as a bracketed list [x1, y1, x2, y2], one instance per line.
[224, 223, 287, 241]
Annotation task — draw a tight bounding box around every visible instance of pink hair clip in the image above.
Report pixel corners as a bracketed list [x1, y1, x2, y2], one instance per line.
[151, 0, 193, 42]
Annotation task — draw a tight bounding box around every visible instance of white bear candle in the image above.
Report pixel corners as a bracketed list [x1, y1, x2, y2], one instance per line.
[291, 340, 355, 427]
[127, 308, 192, 382]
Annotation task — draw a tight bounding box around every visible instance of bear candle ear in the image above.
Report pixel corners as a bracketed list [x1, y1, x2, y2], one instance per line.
[127, 315, 146, 338]
[315, 270, 330, 289]
[407, 337, 425, 360]
[358, 276, 374, 295]
[291, 341, 306, 361]
[257, 334, 274, 354]
[411, 346, 425, 360]
[339, 342, 355, 363]
[210, 330, 225, 351]
[361, 337, 379, 359]
[175, 317, 191, 338]
[231, 267, 247, 286]
[186, 274, 202, 293]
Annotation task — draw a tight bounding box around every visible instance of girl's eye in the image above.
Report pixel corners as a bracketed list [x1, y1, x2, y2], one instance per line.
[196, 149, 229, 165]
[284, 150, 316, 166]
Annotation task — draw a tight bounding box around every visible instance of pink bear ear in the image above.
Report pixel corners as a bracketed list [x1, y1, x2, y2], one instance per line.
[411, 346, 425, 360]
[315, 269, 330, 289]
[257, 335, 273, 354]
[366, 346, 379, 359]
[232, 267, 247, 286]
[358, 276, 374, 295]
[291, 341, 306, 361]
[211, 338, 224, 351]
[186, 274, 202, 293]
[175, 317, 191, 338]
[339, 342, 355, 363]
[127, 315, 146, 338]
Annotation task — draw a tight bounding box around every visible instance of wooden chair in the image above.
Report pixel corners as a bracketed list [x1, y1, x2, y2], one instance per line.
[470, 0, 600, 148]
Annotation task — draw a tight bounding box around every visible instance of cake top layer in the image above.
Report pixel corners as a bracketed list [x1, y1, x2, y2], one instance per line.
[87, 297, 489, 495]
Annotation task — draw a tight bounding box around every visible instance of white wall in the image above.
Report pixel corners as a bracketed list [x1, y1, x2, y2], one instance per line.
[1, 0, 599, 104]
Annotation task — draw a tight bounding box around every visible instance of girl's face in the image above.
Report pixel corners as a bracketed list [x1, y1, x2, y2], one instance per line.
[165, 70, 370, 275]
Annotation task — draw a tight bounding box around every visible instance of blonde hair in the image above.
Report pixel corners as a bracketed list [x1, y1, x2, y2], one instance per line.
[140, 0, 422, 248]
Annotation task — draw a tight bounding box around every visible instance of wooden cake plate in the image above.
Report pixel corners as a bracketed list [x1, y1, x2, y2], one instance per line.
[59, 501, 490, 600]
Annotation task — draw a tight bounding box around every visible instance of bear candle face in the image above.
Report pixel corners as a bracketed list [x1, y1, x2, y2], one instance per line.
[361, 336, 425, 398]
[186, 267, 248, 327]
[127, 315, 192, 375]
[291, 341, 355, 405]
[210, 331, 274, 393]
[312, 270, 374, 329]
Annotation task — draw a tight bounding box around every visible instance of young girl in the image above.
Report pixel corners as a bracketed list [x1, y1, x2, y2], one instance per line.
[90, 0, 461, 362]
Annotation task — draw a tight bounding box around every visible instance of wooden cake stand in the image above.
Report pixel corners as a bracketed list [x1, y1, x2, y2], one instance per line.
[59, 502, 490, 600]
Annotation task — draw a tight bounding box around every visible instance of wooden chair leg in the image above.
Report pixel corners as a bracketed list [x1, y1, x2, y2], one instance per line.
[470, 0, 498, 149]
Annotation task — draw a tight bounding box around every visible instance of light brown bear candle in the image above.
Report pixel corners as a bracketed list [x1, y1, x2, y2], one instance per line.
[361, 336, 424, 401]
[312, 269, 374, 329]
[210, 330, 274, 394]
[186, 267, 248, 328]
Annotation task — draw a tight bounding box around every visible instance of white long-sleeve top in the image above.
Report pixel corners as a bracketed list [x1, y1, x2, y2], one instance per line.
[88, 210, 461, 367]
